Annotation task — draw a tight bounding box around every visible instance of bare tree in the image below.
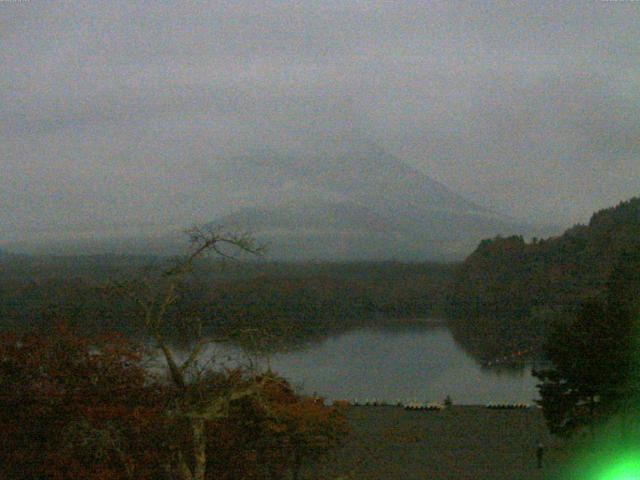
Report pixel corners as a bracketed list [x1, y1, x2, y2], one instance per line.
[107, 225, 270, 480]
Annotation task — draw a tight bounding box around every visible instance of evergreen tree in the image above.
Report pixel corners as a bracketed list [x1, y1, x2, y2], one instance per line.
[533, 249, 640, 437]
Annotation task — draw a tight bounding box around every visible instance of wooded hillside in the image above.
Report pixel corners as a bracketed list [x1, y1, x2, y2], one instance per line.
[449, 197, 640, 360]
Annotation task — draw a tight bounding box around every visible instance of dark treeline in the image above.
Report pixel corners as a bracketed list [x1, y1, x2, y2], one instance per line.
[0, 257, 455, 350]
[449, 197, 640, 361]
[3, 197, 638, 363]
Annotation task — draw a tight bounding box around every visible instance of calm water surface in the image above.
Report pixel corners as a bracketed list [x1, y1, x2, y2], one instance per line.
[169, 321, 539, 405]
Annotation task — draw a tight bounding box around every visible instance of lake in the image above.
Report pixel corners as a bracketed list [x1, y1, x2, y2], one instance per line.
[166, 320, 540, 405]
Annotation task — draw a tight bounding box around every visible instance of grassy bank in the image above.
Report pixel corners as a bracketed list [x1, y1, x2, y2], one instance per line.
[307, 405, 565, 480]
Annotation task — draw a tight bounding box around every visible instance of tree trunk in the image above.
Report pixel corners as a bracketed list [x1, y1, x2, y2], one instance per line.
[192, 418, 207, 480]
[292, 454, 302, 480]
[176, 450, 193, 480]
[589, 395, 596, 437]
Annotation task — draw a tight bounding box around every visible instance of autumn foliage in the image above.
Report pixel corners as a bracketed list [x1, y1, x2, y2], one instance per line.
[205, 374, 348, 480]
[0, 325, 167, 479]
[0, 326, 348, 480]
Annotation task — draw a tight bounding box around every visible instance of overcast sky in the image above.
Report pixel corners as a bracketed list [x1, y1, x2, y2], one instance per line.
[1, 1, 639, 242]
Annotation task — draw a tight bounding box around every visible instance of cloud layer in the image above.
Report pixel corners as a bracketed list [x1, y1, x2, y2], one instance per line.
[2, 1, 639, 241]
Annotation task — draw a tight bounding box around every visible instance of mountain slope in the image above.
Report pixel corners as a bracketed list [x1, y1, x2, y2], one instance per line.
[4, 135, 548, 259]
[205, 137, 542, 260]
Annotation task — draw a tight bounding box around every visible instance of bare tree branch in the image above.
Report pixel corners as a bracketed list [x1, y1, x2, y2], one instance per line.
[163, 224, 265, 277]
[105, 224, 265, 480]
[179, 337, 209, 374]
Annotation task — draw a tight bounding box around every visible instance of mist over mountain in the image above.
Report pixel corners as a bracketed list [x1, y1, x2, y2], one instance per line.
[6, 134, 555, 260]
[208, 136, 549, 260]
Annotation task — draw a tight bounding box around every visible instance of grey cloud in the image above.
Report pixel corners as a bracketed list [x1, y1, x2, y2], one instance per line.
[1, 0, 639, 242]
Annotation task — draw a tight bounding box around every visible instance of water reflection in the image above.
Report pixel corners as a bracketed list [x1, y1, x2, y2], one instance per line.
[160, 320, 540, 405]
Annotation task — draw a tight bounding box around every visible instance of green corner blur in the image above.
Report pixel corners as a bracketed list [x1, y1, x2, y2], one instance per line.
[537, 248, 640, 479]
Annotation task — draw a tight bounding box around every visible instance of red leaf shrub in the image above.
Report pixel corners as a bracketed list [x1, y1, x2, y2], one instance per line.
[0, 325, 168, 479]
[0, 326, 348, 480]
